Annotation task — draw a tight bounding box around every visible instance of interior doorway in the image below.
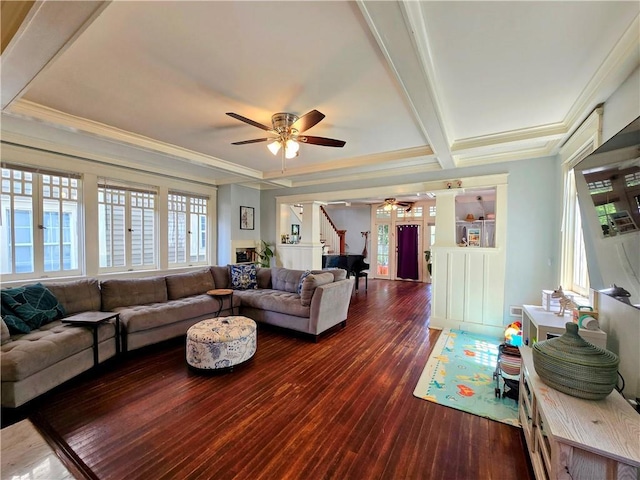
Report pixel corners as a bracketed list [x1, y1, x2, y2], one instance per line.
[372, 204, 430, 282]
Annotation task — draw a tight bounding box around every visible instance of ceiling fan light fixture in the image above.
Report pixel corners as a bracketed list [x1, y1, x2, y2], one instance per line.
[267, 140, 281, 156]
[285, 139, 299, 159]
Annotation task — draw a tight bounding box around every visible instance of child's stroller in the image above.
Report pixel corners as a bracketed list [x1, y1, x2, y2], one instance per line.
[493, 343, 521, 400]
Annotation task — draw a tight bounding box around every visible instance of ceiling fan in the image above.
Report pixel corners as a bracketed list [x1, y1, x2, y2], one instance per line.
[378, 198, 414, 212]
[226, 110, 346, 166]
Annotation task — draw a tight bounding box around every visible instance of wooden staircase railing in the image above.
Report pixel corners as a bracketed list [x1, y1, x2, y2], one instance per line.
[320, 206, 346, 255]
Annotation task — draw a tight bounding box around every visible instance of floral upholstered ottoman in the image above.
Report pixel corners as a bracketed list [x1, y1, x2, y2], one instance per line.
[186, 316, 256, 371]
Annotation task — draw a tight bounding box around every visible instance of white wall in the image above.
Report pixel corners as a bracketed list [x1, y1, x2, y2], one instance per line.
[602, 67, 640, 143]
[217, 184, 261, 265]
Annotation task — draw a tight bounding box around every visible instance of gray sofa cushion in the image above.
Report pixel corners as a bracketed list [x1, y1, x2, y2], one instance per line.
[300, 273, 335, 307]
[312, 269, 348, 281]
[0, 320, 114, 381]
[101, 277, 168, 311]
[166, 269, 215, 300]
[256, 267, 272, 289]
[116, 294, 236, 334]
[47, 279, 101, 314]
[210, 266, 230, 289]
[235, 289, 310, 317]
[271, 267, 307, 293]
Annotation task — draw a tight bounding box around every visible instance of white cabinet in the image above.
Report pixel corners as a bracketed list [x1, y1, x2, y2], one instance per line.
[519, 347, 639, 480]
[521, 304, 607, 348]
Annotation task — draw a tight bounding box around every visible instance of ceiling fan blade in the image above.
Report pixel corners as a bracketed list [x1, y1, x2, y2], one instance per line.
[292, 110, 325, 133]
[226, 112, 272, 131]
[298, 135, 346, 147]
[231, 138, 270, 145]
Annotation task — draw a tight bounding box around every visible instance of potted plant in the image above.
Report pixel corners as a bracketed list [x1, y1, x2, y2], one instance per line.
[424, 250, 432, 275]
[256, 240, 274, 267]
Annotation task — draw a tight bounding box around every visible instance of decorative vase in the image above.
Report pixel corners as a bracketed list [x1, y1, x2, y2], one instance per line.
[532, 322, 619, 400]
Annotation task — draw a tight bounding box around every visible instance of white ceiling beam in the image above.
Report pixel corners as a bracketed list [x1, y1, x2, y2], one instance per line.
[261, 146, 434, 180]
[357, 1, 456, 170]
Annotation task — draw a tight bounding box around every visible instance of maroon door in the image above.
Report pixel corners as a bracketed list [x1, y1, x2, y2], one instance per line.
[396, 224, 419, 280]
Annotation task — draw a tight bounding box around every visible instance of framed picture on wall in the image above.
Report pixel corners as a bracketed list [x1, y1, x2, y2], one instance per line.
[240, 206, 254, 230]
[291, 224, 300, 236]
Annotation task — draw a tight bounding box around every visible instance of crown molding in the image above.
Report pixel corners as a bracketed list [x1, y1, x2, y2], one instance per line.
[454, 143, 556, 168]
[6, 100, 267, 181]
[559, 105, 603, 167]
[450, 123, 567, 154]
[286, 161, 442, 189]
[0, 134, 219, 189]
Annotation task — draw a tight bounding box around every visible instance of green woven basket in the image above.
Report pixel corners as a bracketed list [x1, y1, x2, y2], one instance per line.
[532, 322, 619, 400]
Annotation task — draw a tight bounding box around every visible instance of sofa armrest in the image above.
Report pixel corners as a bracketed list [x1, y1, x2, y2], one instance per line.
[308, 278, 354, 335]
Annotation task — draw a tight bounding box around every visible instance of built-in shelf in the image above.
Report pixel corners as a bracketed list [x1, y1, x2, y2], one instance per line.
[456, 219, 495, 247]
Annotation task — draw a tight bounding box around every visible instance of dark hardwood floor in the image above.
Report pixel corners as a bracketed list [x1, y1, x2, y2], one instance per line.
[24, 279, 532, 480]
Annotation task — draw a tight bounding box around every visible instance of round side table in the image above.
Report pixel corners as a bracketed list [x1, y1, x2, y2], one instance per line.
[206, 288, 234, 317]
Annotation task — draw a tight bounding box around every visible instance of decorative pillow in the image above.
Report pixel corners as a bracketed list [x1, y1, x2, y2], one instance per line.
[2, 314, 29, 335]
[297, 270, 312, 294]
[230, 264, 258, 290]
[0, 283, 66, 330]
[300, 272, 335, 307]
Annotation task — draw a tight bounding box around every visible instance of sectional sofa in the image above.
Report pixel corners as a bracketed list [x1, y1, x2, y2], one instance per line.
[1, 266, 354, 408]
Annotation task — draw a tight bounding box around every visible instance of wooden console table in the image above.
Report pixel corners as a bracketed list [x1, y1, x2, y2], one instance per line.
[519, 347, 639, 479]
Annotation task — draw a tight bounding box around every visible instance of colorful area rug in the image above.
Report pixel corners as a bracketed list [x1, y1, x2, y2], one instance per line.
[413, 328, 520, 427]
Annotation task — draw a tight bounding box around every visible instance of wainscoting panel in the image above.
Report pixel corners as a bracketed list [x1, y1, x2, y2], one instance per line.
[432, 247, 506, 337]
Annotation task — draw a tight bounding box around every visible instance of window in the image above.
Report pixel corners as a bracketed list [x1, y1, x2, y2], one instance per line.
[376, 224, 390, 276]
[561, 167, 590, 297]
[397, 206, 423, 219]
[559, 107, 602, 297]
[1, 166, 80, 278]
[98, 183, 156, 271]
[168, 192, 208, 266]
[376, 207, 391, 219]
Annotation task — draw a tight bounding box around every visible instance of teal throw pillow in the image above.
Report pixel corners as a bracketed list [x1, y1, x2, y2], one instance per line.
[230, 264, 258, 290]
[1, 283, 66, 330]
[1, 314, 31, 335]
[297, 270, 312, 294]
